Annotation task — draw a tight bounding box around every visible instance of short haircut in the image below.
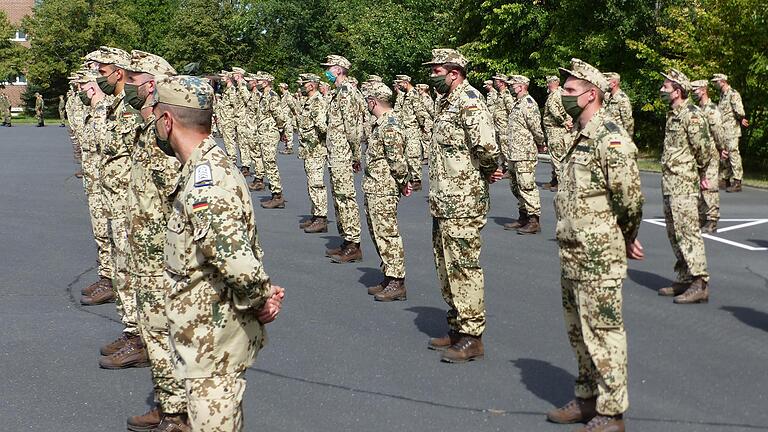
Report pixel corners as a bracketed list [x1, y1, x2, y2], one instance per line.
[444, 64, 467, 78]
[156, 103, 212, 134]
[671, 82, 688, 99]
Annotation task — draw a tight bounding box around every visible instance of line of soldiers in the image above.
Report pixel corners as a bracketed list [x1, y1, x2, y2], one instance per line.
[61, 41, 744, 432]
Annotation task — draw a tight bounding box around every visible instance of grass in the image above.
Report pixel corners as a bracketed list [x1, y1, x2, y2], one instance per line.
[638, 157, 768, 189]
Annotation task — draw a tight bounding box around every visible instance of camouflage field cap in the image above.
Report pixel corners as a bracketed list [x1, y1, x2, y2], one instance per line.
[153, 75, 214, 110]
[279, 82, 288, 88]
[348, 76, 359, 86]
[367, 74, 383, 83]
[298, 73, 321, 84]
[690, 79, 709, 89]
[416, 83, 430, 90]
[363, 82, 393, 101]
[491, 73, 508, 81]
[76, 70, 100, 84]
[254, 71, 275, 82]
[711, 73, 728, 82]
[603, 72, 620, 81]
[243, 73, 256, 82]
[395, 74, 411, 83]
[67, 73, 81, 81]
[125, 50, 177, 76]
[546, 75, 560, 83]
[661, 68, 691, 92]
[85, 46, 131, 69]
[422, 48, 468, 68]
[559, 58, 609, 92]
[507, 74, 530, 85]
[231, 67, 246, 74]
[483, 79, 493, 86]
[320, 54, 351, 69]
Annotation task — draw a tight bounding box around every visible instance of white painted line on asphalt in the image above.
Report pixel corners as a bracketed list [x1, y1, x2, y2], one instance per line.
[643, 218, 768, 251]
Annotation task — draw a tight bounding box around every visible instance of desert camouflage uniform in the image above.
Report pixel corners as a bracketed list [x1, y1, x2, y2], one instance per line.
[663, 100, 711, 284]
[542, 86, 571, 179]
[298, 91, 328, 218]
[430, 80, 498, 337]
[718, 86, 746, 182]
[698, 100, 726, 224]
[604, 89, 634, 136]
[492, 88, 514, 161]
[0, 94, 11, 125]
[364, 110, 409, 278]
[555, 109, 643, 416]
[508, 91, 544, 217]
[214, 91, 238, 165]
[419, 89, 435, 160]
[280, 91, 297, 151]
[165, 136, 271, 432]
[237, 81, 263, 178]
[35, 94, 45, 126]
[397, 88, 429, 182]
[326, 79, 363, 243]
[255, 88, 286, 193]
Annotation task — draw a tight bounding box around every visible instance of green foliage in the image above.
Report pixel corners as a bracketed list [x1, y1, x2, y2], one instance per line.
[0, 11, 26, 84]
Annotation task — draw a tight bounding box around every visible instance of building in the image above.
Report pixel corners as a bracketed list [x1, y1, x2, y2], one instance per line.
[2, 0, 34, 110]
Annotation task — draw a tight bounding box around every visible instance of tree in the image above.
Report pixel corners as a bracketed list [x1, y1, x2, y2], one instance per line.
[0, 11, 26, 85]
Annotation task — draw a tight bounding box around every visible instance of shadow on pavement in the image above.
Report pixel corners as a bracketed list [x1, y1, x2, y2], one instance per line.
[511, 358, 574, 408]
[404, 306, 446, 338]
[627, 269, 672, 293]
[356, 266, 381, 286]
[490, 216, 515, 227]
[720, 306, 768, 333]
[747, 238, 768, 248]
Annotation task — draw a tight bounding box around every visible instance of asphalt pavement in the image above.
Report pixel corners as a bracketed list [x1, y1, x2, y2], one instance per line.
[1, 125, 767, 431]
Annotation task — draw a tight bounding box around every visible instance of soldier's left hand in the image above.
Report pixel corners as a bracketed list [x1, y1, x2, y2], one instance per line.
[352, 161, 361, 173]
[741, 118, 750, 128]
[626, 239, 645, 260]
[257, 285, 285, 324]
[488, 168, 504, 184]
[700, 177, 710, 191]
[402, 183, 413, 197]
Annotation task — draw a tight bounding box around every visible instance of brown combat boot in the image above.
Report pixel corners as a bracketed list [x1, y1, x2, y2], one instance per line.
[546, 397, 597, 424]
[427, 331, 461, 351]
[299, 217, 315, 229]
[240, 166, 251, 177]
[504, 212, 529, 230]
[367, 276, 391, 295]
[701, 220, 718, 234]
[412, 180, 422, 191]
[261, 193, 285, 209]
[127, 406, 161, 432]
[100, 332, 136, 356]
[154, 413, 191, 432]
[441, 334, 484, 363]
[674, 278, 709, 304]
[326, 240, 350, 257]
[81, 283, 115, 305]
[574, 414, 624, 432]
[330, 242, 362, 263]
[549, 184, 558, 192]
[81, 276, 111, 295]
[74, 170, 84, 178]
[517, 215, 541, 235]
[99, 337, 150, 369]
[248, 179, 265, 191]
[718, 179, 727, 190]
[658, 281, 690, 297]
[726, 179, 742, 193]
[373, 278, 407, 302]
[304, 216, 328, 233]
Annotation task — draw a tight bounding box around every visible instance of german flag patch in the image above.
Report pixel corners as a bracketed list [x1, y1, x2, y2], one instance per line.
[609, 140, 622, 148]
[192, 201, 209, 212]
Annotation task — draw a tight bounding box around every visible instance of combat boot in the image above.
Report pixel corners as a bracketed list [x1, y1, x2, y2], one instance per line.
[412, 180, 422, 191]
[441, 334, 484, 363]
[304, 216, 328, 233]
[549, 184, 558, 192]
[261, 193, 285, 209]
[325, 240, 350, 257]
[100, 332, 136, 356]
[373, 278, 406, 302]
[81, 283, 115, 305]
[240, 166, 251, 177]
[81, 276, 111, 295]
[503, 212, 528, 230]
[367, 276, 391, 295]
[99, 337, 150, 369]
[427, 331, 461, 351]
[127, 406, 161, 432]
[701, 220, 718, 234]
[74, 170, 83, 178]
[674, 278, 709, 304]
[153, 414, 191, 432]
[726, 179, 742, 193]
[299, 217, 315, 229]
[546, 397, 597, 424]
[517, 215, 541, 235]
[574, 414, 624, 432]
[248, 179, 265, 191]
[658, 281, 689, 297]
[330, 242, 362, 263]
[719, 179, 730, 190]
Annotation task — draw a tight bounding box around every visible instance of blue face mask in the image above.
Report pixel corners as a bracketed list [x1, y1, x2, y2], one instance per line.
[325, 70, 337, 84]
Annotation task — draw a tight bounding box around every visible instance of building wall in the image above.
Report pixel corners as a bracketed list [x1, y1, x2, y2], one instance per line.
[2, 0, 34, 108]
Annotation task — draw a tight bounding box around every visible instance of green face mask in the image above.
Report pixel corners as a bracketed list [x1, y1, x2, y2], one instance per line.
[96, 71, 117, 96]
[561, 90, 588, 120]
[256, 82, 266, 91]
[691, 91, 702, 103]
[123, 83, 147, 110]
[300, 86, 309, 96]
[78, 91, 92, 106]
[659, 90, 673, 105]
[429, 74, 451, 95]
[153, 115, 175, 157]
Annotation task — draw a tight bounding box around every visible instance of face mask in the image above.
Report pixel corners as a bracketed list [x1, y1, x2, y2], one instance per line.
[78, 91, 92, 106]
[153, 115, 175, 157]
[659, 90, 673, 105]
[429, 74, 451, 95]
[561, 90, 589, 120]
[300, 86, 309, 96]
[256, 82, 266, 91]
[124, 83, 147, 110]
[96, 70, 117, 95]
[325, 70, 337, 84]
[691, 91, 702, 103]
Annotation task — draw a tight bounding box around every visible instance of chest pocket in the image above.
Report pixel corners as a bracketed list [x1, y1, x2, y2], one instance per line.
[569, 151, 602, 198]
[165, 210, 188, 274]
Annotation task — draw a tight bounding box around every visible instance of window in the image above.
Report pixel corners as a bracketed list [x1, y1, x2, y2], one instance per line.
[14, 75, 27, 85]
[11, 30, 27, 42]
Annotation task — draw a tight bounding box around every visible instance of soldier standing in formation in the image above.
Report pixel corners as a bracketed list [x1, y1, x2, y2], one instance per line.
[253, 72, 287, 209]
[712, 73, 748, 193]
[394, 74, 429, 191]
[34, 92, 45, 127]
[58, 94, 66, 127]
[541, 75, 572, 192]
[0, 91, 11, 126]
[278, 82, 297, 155]
[603, 72, 634, 137]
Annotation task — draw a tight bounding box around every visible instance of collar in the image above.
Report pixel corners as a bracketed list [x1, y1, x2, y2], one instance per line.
[577, 110, 604, 141]
[446, 80, 471, 105]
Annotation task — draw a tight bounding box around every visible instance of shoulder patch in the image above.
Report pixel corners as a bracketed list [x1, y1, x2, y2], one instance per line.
[387, 116, 398, 125]
[192, 200, 209, 212]
[575, 144, 591, 153]
[194, 162, 213, 188]
[604, 121, 620, 133]
[466, 90, 478, 99]
[526, 96, 534, 104]
[609, 139, 622, 148]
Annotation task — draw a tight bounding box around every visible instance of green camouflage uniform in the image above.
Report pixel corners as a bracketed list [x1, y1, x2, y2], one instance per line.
[429, 79, 498, 337]
[717, 86, 746, 182]
[662, 98, 711, 284]
[604, 89, 634, 136]
[255, 86, 286, 193]
[542, 86, 571, 179]
[58, 95, 66, 126]
[508, 89, 544, 217]
[0, 94, 11, 125]
[35, 94, 45, 126]
[364, 108, 409, 279]
[298, 90, 329, 218]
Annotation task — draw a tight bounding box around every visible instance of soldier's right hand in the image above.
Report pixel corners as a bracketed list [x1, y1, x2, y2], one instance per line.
[257, 285, 285, 324]
[626, 239, 645, 260]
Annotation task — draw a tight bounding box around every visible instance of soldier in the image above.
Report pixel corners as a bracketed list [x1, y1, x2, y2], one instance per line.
[657, 69, 711, 304]
[691, 80, 727, 233]
[58, 94, 66, 127]
[395, 75, 430, 190]
[234, 68, 265, 185]
[120, 50, 189, 431]
[712, 73, 749, 193]
[423, 48, 502, 363]
[321, 54, 364, 263]
[603, 72, 634, 136]
[278, 82, 297, 155]
[86, 46, 149, 370]
[155, 75, 284, 432]
[416, 83, 434, 163]
[0, 91, 11, 126]
[490, 73, 514, 168]
[296, 73, 329, 234]
[483, 79, 496, 107]
[34, 92, 45, 127]
[361, 82, 413, 302]
[542, 75, 572, 192]
[546, 57, 644, 432]
[505, 74, 545, 234]
[250, 72, 287, 208]
[214, 74, 240, 166]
